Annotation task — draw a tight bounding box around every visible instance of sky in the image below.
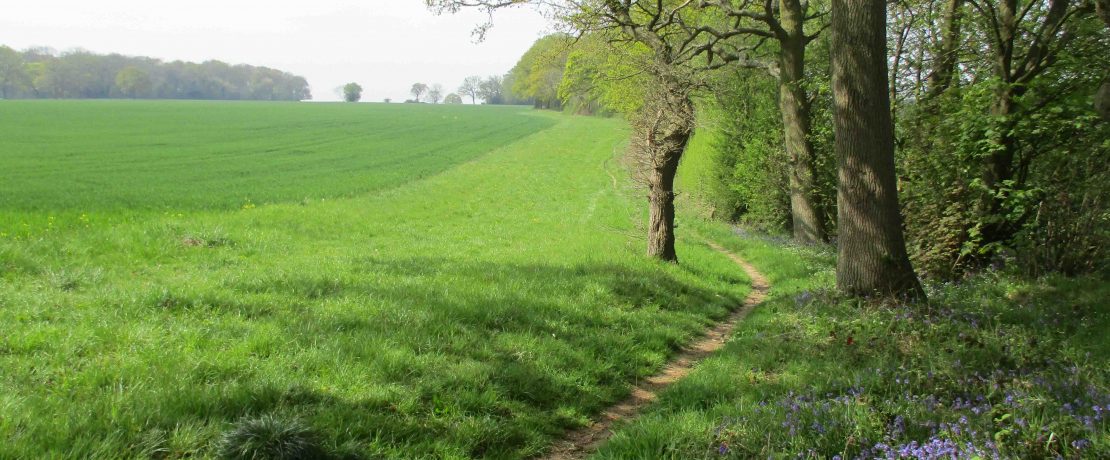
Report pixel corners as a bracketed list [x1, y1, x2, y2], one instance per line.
[0, 1, 554, 102]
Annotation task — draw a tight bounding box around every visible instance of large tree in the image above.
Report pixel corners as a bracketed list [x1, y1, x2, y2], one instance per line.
[427, 84, 444, 104]
[477, 75, 504, 104]
[698, 0, 831, 245]
[343, 82, 362, 102]
[963, 0, 1090, 247]
[0, 46, 29, 98]
[410, 82, 429, 102]
[458, 75, 481, 104]
[830, 0, 925, 298]
[510, 34, 570, 109]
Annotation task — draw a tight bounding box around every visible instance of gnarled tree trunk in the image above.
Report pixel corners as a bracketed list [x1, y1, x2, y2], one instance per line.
[647, 153, 682, 261]
[830, 0, 925, 299]
[778, 0, 827, 245]
[634, 78, 695, 263]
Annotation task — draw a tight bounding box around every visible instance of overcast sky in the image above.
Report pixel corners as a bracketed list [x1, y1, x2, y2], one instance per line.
[0, 1, 553, 102]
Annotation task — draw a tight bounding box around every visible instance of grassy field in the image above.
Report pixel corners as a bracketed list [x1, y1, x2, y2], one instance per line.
[0, 101, 553, 215]
[4, 101, 1105, 459]
[0, 101, 752, 458]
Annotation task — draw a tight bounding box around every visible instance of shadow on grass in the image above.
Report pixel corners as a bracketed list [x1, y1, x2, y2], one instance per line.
[142, 256, 749, 458]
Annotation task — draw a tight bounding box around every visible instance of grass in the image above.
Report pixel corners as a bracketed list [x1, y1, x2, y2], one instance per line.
[4, 100, 1105, 459]
[593, 221, 1109, 459]
[0, 101, 753, 458]
[0, 100, 553, 215]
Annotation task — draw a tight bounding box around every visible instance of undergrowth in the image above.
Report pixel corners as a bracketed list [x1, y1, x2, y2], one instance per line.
[596, 221, 1108, 459]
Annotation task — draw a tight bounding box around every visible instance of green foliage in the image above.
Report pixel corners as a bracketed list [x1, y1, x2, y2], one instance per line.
[693, 72, 789, 228]
[509, 34, 571, 110]
[0, 45, 30, 98]
[681, 65, 835, 235]
[557, 35, 649, 116]
[0, 45, 309, 100]
[896, 10, 1110, 278]
[477, 75, 506, 104]
[0, 102, 752, 458]
[342, 82, 362, 102]
[114, 66, 152, 98]
[681, 0, 1106, 279]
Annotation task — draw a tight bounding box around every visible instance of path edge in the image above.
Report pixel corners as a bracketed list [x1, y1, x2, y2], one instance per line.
[537, 240, 771, 460]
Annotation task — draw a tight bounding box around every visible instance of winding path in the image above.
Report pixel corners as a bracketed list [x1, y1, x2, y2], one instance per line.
[539, 241, 771, 459]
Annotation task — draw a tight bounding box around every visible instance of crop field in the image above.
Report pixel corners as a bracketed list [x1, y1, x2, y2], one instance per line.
[0, 101, 752, 458]
[0, 101, 554, 215]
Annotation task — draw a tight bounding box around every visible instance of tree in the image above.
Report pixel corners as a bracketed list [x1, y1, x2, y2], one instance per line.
[427, 0, 720, 261]
[0, 46, 308, 101]
[410, 82, 428, 102]
[427, 84, 444, 104]
[114, 66, 151, 98]
[477, 75, 504, 104]
[1096, 0, 1110, 119]
[458, 75, 481, 104]
[963, 0, 1090, 248]
[510, 34, 571, 109]
[695, 0, 831, 245]
[830, 0, 924, 298]
[0, 46, 29, 98]
[444, 93, 463, 104]
[343, 82, 362, 102]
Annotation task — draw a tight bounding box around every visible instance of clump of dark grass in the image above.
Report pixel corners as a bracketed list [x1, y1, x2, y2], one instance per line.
[181, 228, 235, 248]
[217, 414, 328, 460]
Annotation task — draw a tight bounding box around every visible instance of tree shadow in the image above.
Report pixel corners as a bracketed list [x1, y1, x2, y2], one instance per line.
[149, 255, 750, 458]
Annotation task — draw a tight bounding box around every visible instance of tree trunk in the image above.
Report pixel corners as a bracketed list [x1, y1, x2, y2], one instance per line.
[778, 0, 828, 245]
[647, 156, 681, 262]
[926, 0, 964, 99]
[638, 82, 695, 263]
[985, 86, 1020, 193]
[830, 0, 925, 299]
[1096, 0, 1110, 120]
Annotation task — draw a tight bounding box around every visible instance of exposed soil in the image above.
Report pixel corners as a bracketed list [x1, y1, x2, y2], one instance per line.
[539, 241, 770, 459]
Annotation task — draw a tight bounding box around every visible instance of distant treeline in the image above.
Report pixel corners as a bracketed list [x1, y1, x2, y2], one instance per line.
[0, 46, 311, 101]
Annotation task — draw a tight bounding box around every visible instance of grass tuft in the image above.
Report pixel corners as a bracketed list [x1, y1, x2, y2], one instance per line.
[217, 414, 327, 460]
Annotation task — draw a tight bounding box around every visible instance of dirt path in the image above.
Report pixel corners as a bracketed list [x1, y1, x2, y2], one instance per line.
[539, 241, 771, 460]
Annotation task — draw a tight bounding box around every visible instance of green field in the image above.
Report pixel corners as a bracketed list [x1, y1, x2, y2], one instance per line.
[4, 101, 1105, 459]
[0, 101, 751, 458]
[0, 101, 553, 214]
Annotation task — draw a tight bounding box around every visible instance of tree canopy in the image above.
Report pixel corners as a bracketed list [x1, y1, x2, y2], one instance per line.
[0, 45, 310, 101]
[342, 82, 362, 103]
